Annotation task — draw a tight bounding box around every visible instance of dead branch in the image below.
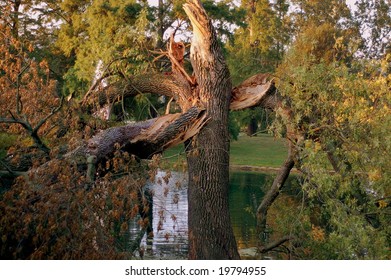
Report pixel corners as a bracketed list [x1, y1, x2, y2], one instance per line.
[0, 96, 64, 155]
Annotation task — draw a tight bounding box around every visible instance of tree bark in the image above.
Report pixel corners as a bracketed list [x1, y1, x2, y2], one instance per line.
[256, 142, 295, 237]
[66, 107, 207, 163]
[183, 0, 240, 259]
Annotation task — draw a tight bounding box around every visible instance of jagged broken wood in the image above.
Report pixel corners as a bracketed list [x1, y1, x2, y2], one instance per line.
[67, 106, 206, 162]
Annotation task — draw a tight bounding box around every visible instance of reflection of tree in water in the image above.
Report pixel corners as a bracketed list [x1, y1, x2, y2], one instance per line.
[129, 171, 189, 259]
[130, 171, 291, 259]
[229, 171, 269, 249]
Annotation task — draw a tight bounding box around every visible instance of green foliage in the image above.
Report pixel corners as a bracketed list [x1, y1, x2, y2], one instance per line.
[202, 0, 246, 42]
[230, 107, 273, 136]
[0, 133, 17, 159]
[57, 0, 153, 83]
[271, 23, 391, 259]
[226, 0, 291, 84]
[354, 0, 391, 59]
[228, 113, 240, 140]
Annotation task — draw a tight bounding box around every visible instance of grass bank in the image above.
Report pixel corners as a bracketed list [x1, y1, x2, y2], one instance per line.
[162, 134, 288, 169]
[230, 134, 287, 168]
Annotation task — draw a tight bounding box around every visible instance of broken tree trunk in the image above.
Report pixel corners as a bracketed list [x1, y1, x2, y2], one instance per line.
[17, 0, 294, 260]
[183, 0, 240, 260]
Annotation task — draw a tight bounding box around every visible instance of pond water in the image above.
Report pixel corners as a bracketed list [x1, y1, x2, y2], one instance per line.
[129, 170, 278, 259]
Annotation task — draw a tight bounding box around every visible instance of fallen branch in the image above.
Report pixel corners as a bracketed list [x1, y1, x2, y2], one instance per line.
[257, 142, 295, 235]
[259, 235, 293, 254]
[66, 107, 207, 163]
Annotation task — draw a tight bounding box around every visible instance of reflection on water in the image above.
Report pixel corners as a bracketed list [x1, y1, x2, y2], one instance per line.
[131, 170, 275, 259]
[229, 171, 267, 250]
[139, 171, 188, 259]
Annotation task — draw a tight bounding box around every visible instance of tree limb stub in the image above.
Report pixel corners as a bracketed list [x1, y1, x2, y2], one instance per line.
[230, 73, 278, 111]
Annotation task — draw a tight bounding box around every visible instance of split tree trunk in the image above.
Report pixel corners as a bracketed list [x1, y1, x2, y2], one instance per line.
[183, 0, 240, 259]
[32, 0, 281, 260]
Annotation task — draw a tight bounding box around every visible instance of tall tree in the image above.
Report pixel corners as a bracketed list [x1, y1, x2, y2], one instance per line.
[1, 0, 280, 259]
[183, 0, 239, 259]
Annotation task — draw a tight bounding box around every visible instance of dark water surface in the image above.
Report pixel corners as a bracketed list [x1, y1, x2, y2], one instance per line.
[131, 170, 275, 259]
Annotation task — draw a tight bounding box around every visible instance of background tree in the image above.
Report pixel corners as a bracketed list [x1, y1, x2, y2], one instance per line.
[255, 0, 391, 258]
[354, 0, 391, 59]
[226, 0, 291, 136]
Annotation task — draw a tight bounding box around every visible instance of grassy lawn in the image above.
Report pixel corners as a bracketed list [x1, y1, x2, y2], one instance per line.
[162, 133, 287, 168]
[230, 134, 287, 167]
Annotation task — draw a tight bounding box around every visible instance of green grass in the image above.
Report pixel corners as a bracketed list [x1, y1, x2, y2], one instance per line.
[230, 134, 287, 168]
[162, 133, 288, 168]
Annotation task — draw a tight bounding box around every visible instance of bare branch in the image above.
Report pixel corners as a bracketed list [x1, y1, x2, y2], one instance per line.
[259, 236, 293, 254]
[1, 96, 63, 155]
[257, 142, 295, 234]
[33, 95, 64, 134]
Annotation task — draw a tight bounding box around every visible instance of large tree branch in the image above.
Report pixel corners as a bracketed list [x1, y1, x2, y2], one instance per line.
[86, 72, 280, 117]
[66, 107, 207, 163]
[86, 73, 192, 111]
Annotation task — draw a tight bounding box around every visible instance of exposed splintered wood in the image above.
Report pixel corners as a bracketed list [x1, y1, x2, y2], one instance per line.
[168, 34, 196, 88]
[66, 107, 206, 162]
[169, 33, 185, 71]
[83, 72, 278, 119]
[183, 0, 240, 260]
[183, 0, 214, 65]
[231, 73, 277, 110]
[127, 106, 207, 157]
